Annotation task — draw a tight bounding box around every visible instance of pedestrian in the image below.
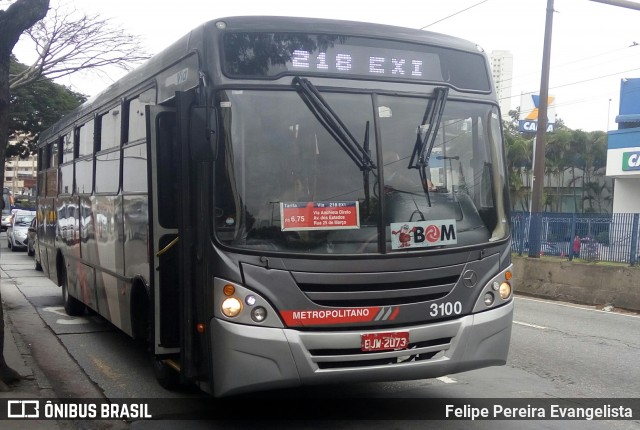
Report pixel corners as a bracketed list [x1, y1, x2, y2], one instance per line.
[571, 235, 581, 261]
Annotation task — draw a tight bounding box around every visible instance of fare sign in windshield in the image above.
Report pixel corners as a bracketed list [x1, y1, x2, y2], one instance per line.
[280, 201, 360, 231]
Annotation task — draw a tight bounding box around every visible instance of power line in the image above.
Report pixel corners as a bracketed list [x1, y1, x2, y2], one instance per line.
[420, 0, 490, 29]
[493, 43, 640, 88]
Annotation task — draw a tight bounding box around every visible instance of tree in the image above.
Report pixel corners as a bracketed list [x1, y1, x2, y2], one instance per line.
[544, 128, 571, 212]
[8, 56, 85, 156]
[0, 0, 50, 393]
[11, 2, 148, 90]
[0, 0, 148, 392]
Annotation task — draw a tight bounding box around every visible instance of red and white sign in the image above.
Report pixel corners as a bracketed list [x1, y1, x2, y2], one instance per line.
[280, 201, 360, 231]
[280, 306, 399, 327]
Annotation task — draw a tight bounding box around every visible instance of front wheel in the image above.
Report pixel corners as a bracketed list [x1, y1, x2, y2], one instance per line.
[60, 265, 86, 316]
[153, 358, 181, 391]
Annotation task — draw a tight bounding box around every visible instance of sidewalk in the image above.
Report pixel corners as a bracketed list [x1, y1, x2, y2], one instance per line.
[1, 286, 61, 429]
[0, 243, 132, 430]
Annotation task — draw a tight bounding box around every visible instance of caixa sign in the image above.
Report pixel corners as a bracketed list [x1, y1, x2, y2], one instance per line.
[622, 151, 640, 171]
[518, 120, 555, 133]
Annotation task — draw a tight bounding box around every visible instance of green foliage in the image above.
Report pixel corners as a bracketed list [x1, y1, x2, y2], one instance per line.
[8, 57, 86, 158]
[596, 231, 610, 246]
[502, 114, 612, 214]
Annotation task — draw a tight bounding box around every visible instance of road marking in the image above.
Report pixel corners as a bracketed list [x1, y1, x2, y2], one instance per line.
[436, 376, 457, 384]
[513, 321, 546, 330]
[42, 306, 91, 325]
[515, 296, 640, 319]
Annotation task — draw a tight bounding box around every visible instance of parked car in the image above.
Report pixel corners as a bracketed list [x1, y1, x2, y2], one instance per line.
[540, 241, 564, 256]
[2, 208, 19, 232]
[515, 241, 565, 257]
[7, 210, 36, 252]
[1, 212, 12, 232]
[27, 217, 42, 271]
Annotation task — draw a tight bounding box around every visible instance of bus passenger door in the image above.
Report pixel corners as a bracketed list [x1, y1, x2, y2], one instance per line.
[147, 106, 182, 361]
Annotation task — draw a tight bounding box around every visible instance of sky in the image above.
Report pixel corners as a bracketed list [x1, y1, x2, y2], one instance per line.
[11, 0, 640, 132]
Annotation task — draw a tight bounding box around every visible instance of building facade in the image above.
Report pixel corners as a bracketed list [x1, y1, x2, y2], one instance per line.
[490, 50, 513, 119]
[4, 155, 37, 196]
[606, 78, 640, 213]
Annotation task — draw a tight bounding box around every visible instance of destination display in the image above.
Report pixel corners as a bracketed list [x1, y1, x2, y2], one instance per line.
[223, 32, 491, 91]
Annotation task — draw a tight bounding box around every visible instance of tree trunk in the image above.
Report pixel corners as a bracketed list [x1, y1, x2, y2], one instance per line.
[0, 0, 50, 390]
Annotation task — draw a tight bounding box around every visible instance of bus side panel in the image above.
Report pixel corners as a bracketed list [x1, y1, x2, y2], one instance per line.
[83, 195, 124, 276]
[123, 195, 150, 281]
[56, 196, 81, 260]
[68, 260, 97, 312]
[95, 270, 133, 337]
[43, 197, 57, 281]
[36, 200, 51, 276]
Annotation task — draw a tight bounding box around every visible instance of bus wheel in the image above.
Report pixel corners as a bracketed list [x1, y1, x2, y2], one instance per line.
[60, 265, 85, 316]
[153, 358, 180, 391]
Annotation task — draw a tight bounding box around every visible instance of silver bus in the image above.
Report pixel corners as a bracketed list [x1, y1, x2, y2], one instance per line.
[36, 16, 514, 397]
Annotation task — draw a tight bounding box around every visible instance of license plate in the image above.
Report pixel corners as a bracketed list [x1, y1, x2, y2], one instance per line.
[361, 331, 409, 352]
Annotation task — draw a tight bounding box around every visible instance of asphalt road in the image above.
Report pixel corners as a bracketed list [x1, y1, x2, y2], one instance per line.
[1, 237, 639, 429]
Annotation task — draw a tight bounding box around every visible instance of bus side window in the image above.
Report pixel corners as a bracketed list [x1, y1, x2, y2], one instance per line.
[156, 112, 178, 229]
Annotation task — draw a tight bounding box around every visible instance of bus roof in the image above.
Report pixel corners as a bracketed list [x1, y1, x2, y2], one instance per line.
[38, 16, 487, 145]
[212, 16, 484, 52]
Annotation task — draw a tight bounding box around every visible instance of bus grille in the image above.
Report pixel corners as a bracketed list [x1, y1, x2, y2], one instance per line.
[296, 275, 459, 307]
[310, 337, 453, 369]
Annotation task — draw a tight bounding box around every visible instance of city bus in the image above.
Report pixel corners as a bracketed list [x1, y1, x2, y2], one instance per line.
[35, 16, 514, 398]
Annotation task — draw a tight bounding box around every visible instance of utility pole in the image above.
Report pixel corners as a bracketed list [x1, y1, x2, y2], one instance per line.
[527, 0, 640, 258]
[528, 0, 555, 258]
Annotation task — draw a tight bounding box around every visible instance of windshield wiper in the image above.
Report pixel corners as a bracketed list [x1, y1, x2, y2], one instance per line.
[408, 87, 449, 206]
[293, 77, 375, 172]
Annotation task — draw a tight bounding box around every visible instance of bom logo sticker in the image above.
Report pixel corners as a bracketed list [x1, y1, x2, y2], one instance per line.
[390, 220, 457, 250]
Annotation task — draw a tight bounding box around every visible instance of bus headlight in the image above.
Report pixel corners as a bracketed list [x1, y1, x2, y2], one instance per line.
[221, 297, 243, 317]
[251, 306, 267, 322]
[499, 282, 511, 300]
[214, 278, 284, 328]
[484, 292, 495, 306]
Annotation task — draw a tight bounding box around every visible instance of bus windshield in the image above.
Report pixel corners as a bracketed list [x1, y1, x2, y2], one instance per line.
[215, 88, 509, 254]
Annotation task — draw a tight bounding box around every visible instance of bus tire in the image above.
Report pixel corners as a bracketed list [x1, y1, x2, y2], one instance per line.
[60, 265, 86, 316]
[153, 358, 181, 391]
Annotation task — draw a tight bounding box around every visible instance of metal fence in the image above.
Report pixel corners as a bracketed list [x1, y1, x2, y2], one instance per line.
[511, 212, 640, 266]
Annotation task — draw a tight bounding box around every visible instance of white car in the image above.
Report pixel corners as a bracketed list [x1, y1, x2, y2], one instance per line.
[1, 211, 14, 232]
[7, 210, 36, 252]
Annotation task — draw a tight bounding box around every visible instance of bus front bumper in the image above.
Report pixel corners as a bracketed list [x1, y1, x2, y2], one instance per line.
[210, 300, 513, 397]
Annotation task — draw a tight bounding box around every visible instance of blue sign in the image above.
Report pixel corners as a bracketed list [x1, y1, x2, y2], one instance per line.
[518, 120, 555, 133]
